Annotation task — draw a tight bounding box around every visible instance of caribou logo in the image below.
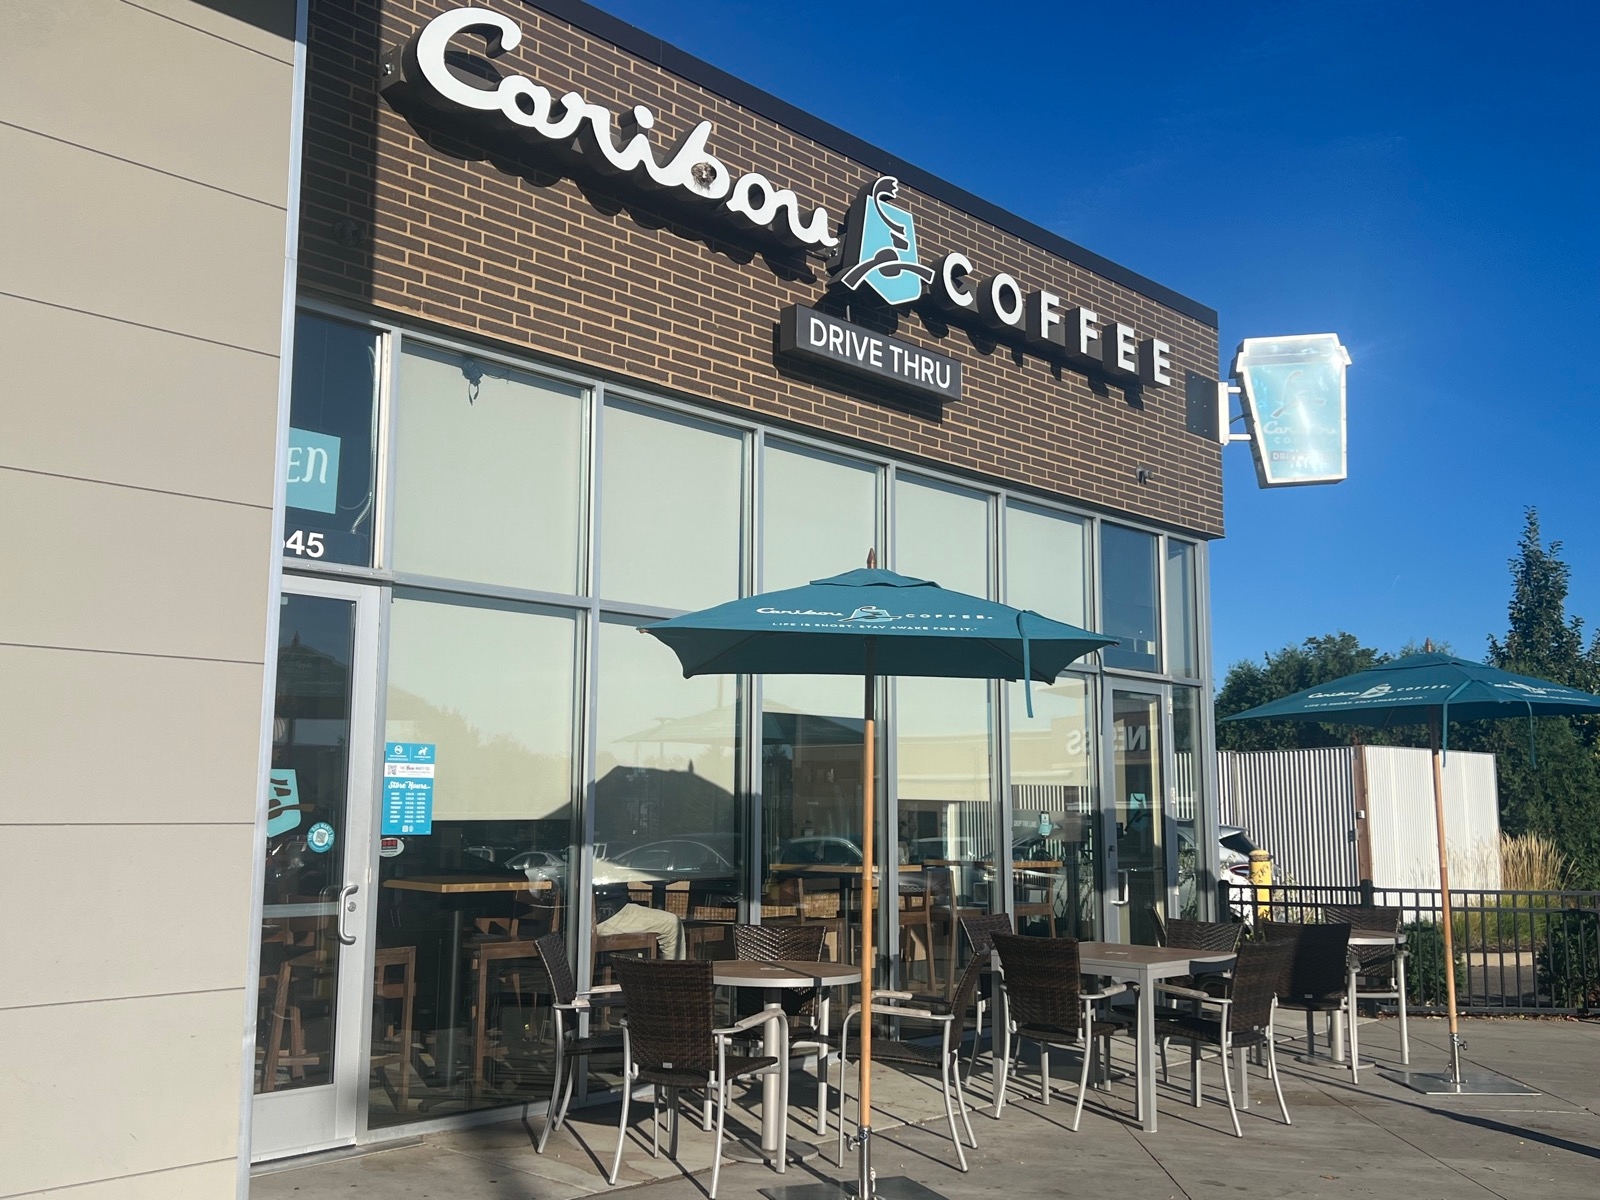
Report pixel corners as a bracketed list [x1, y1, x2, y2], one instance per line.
[835, 176, 934, 306]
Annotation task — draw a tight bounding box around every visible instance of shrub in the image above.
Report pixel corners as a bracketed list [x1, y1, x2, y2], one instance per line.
[1403, 919, 1465, 1007]
[1538, 908, 1600, 1010]
[1500, 832, 1573, 892]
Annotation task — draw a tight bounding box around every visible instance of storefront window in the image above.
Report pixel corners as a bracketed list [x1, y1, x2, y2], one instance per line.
[592, 617, 741, 962]
[600, 402, 744, 611]
[1100, 523, 1159, 672]
[372, 592, 578, 1125]
[894, 475, 993, 989]
[762, 441, 877, 590]
[1165, 539, 1199, 678]
[283, 313, 378, 566]
[894, 474, 989, 595]
[1007, 675, 1097, 939]
[1005, 501, 1088, 626]
[1172, 686, 1202, 918]
[758, 444, 878, 964]
[392, 344, 586, 594]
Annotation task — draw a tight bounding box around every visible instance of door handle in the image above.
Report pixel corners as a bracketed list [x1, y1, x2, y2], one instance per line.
[1110, 871, 1130, 907]
[336, 882, 360, 945]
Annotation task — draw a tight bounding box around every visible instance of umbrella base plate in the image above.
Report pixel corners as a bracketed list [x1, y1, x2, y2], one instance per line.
[1383, 1068, 1539, 1096]
[761, 1176, 948, 1200]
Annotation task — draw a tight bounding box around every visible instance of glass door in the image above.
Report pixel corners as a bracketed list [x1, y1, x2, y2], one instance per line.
[1104, 685, 1166, 945]
[252, 576, 380, 1159]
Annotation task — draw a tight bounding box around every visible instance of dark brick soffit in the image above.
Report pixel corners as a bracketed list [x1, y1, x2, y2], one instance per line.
[520, 0, 1219, 330]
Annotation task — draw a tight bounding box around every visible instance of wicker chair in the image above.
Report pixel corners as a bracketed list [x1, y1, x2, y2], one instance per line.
[1157, 916, 1245, 998]
[1262, 922, 1358, 1080]
[1323, 904, 1409, 1065]
[1152, 940, 1293, 1136]
[732, 924, 833, 1134]
[526, 931, 625, 1154]
[990, 934, 1129, 1130]
[958, 912, 1013, 1081]
[834, 954, 986, 1172]
[609, 958, 788, 1199]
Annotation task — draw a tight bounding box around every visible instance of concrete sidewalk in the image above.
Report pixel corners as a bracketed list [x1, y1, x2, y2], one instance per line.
[253, 1015, 1600, 1200]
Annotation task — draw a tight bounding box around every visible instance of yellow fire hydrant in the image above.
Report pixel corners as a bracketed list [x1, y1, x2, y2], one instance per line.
[1249, 849, 1273, 922]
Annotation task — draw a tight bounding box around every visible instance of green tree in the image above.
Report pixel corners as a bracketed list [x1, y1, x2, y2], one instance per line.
[1214, 632, 1419, 751]
[1460, 509, 1600, 885]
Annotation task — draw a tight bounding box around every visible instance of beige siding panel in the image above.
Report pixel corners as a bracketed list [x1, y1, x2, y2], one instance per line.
[0, 0, 293, 203]
[25, 1158, 237, 1200]
[0, 824, 254, 1008]
[0, 295, 279, 506]
[0, 644, 264, 827]
[119, 0, 297, 62]
[0, 989, 246, 1195]
[0, 469, 272, 662]
[0, 124, 286, 355]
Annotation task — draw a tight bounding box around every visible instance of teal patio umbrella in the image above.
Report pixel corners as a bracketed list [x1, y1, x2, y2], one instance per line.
[1225, 651, 1600, 1093]
[645, 564, 1112, 1199]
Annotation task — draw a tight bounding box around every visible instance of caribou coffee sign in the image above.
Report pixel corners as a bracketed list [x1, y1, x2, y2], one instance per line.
[382, 7, 838, 249]
[384, 7, 1173, 400]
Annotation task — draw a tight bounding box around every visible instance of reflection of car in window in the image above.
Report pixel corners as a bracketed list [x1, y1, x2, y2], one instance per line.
[591, 836, 739, 887]
[774, 836, 863, 866]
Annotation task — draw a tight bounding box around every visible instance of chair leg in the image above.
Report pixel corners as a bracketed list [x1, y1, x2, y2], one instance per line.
[1347, 977, 1361, 1083]
[1072, 1034, 1093, 1132]
[951, 1050, 977, 1147]
[1040, 1046, 1051, 1105]
[651, 1086, 661, 1158]
[816, 1051, 830, 1136]
[992, 1019, 1011, 1119]
[1191, 1040, 1202, 1108]
[537, 1033, 564, 1152]
[1268, 1034, 1291, 1125]
[555, 1053, 578, 1130]
[1159, 1035, 1169, 1085]
[1235, 1046, 1250, 1107]
[967, 996, 987, 1084]
[1218, 1038, 1241, 1138]
[710, 1075, 727, 1200]
[608, 1066, 632, 1185]
[836, 1029, 850, 1166]
[940, 1049, 969, 1171]
[669, 1086, 682, 1160]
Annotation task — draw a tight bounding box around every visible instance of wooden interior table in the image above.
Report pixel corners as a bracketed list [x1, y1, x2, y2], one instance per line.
[711, 958, 858, 1157]
[381, 875, 557, 1089]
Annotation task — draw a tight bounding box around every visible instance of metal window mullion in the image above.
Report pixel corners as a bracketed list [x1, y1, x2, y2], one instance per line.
[993, 497, 1015, 923]
[744, 426, 762, 925]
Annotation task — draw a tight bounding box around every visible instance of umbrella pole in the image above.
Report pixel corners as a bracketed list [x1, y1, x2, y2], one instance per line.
[1430, 719, 1463, 1084]
[856, 641, 876, 1197]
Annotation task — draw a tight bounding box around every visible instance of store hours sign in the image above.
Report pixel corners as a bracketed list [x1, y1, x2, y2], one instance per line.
[383, 742, 435, 835]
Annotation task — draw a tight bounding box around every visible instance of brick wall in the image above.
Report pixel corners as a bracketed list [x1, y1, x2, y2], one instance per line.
[299, 0, 1224, 538]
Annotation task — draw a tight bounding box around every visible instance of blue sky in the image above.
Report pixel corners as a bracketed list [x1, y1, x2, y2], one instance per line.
[584, 0, 1600, 677]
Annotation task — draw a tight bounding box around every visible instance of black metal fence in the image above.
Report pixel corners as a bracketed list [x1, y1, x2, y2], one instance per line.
[1219, 880, 1600, 1015]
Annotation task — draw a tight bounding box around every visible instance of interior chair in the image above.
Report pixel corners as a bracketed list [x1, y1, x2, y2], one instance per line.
[524, 931, 626, 1152]
[371, 944, 417, 1112]
[469, 938, 542, 1092]
[834, 954, 985, 1172]
[1323, 904, 1409, 1064]
[958, 911, 1014, 1082]
[1152, 940, 1293, 1136]
[608, 958, 788, 1199]
[989, 934, 1129, 1130]
[896, 874, 939, 993]
[928, 865, 985, 999]
[1012, 865, 1060, 937]
[1262, 922, 1358, 1080]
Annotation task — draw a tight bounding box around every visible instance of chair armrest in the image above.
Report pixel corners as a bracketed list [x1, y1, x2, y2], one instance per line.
[1153, 984, 1216, 1003]
[715, 1009, 789, 1039]
[586, 983, 624, 995]
[871, 989, 916, 1001]
[1082, 982, 1128, 1001]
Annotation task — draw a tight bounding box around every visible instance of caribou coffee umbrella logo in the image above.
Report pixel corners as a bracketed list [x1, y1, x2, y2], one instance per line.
[835, 176, 934, 307]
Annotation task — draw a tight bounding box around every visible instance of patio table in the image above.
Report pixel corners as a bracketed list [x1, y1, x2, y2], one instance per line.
[712, 958, 857, 1157]
[1042, 941, 1236, 1132]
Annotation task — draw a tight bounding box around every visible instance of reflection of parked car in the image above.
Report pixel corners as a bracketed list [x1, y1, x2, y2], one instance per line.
[774, 836, 862, 866]
[504, 848, 568, 889]
[592, 837, 738, 887]
[1176, 822, 1256, 918]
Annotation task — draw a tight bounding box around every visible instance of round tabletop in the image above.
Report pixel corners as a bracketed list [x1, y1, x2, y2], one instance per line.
[711, 959, 860, 989]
